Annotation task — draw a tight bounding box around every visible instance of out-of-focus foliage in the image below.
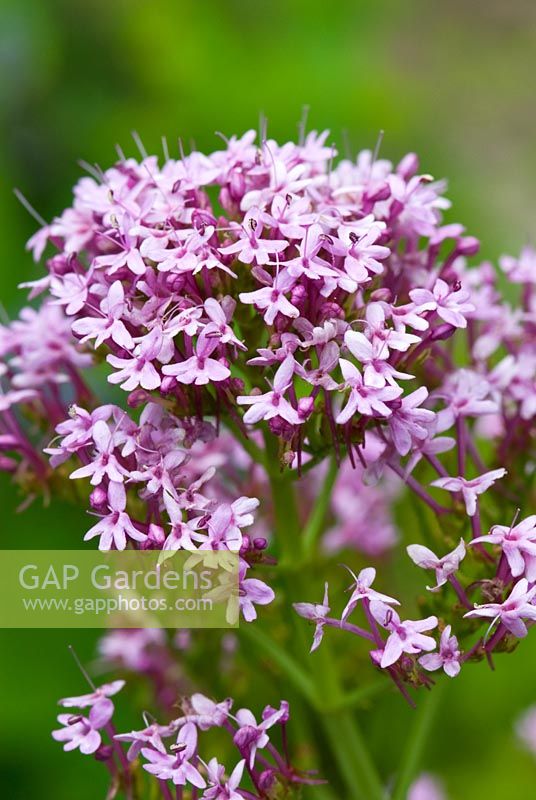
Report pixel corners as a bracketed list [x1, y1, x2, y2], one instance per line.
[1, 1, 536, 798]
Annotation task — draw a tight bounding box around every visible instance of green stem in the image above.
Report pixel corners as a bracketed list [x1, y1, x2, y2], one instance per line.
[263, 439, 386, 800]
[325, 678, 389, 713]
[302, 455, 338, 558]
[264, 433, 302, 564]
[392, 683, 445, 800]
[239, 624, 317, 706]
[322, 712, 387, 800]
[223, 415, 266, 467]
[314, 642, 387, 800]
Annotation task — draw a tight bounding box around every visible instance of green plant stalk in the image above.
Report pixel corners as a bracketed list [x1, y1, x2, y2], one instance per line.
[239, 624, 317, 706]
[302, 455, 338, 558]
[392, 682, 445, 800]
[264, 445, 386, 800]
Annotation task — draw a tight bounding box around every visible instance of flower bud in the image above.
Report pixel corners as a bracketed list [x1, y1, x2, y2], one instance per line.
[89, 486, 108, 510]
[298, 396, 314, 420]
[258, 769, 277, 792]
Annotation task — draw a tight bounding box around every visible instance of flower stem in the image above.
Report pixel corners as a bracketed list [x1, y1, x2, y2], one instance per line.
[391, 682, 445, 800]
[264, 445, 386, 800]
[158, 780, 173, 800]
[239, 624, 318, 706]
[302, 455, 338, 558]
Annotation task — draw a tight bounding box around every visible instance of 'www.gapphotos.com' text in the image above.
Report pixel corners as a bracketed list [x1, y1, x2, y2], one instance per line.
[21, 595, 214, 615]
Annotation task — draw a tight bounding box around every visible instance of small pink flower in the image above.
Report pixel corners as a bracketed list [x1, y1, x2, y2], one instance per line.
[431, 469, 507, 517]
[419, 625, 462, 677]
[163, 332, 230, 386]
[370, 601, 438, 668]
[464, 578, 536, 638]
[237, 356, 301, 425]
[340, 566, 399, 622]
[410, 278, 475, 329]
[294, 583, 330, 652]
[472, 515, 536, 581]
[406, 539, 466, 591]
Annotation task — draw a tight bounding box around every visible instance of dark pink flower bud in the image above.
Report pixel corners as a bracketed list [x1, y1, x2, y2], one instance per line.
[298, 396, 314, 420]
[229, 169, 246, 201]
[290, 284, 307, 306]
[319, 301, 344, 321]
[239, 535, 251, 556]
[148, 523, 165, 546]
[89, 486, 108, 510]
[365, 182, 391, 203]
[458, 236, 480, 256]
[269, 417, 295, 441]
[253, 537, 268, 550]
[431, 323, 455, 341]
[160, 376, 176, 394]
[258, 770, 277, 792]
[127, 389, 150, 408]
[94, 744, 114, 762]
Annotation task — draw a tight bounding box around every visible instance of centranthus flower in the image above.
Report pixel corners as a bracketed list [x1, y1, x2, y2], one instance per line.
[107, 328, 164, 391]
[387, 387, 436, 455]
[293, 583, 330, 652]
[69, 420, 128, 486]
[202, 758, 245, 800]
[431, 469, 507, 516]
[341, 566, 399, 622]
[53, 705, 112, 755]
[84, 482, 147, 550]
[370, 601, 438, 668]
[336, 359, 401, 423]
[141, 722, 206, 788]
[175, 694, 232, 731]
[472, 515, 536, 581]
[464, 579, 536, 638]
[406, 539, 466, 591]
[239, 572, 275, 622]
[419, 625, 462, 677]
[115, 720, 177, 761]
[237, 355, 301, 425]
[233, 702, 288, 768]
[239, 268, 299, 325]
[410, 278, 475, 328]
[72, 280, 134, 349]
[59, 679, 125, 708]
[163, 331, 231, 385]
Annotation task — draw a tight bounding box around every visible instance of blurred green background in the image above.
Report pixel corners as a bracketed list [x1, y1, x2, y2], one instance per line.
[1, 1, 536, 797]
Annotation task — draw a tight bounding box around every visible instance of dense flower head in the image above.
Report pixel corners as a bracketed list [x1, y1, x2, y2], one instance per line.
[4, 126, 536, 797]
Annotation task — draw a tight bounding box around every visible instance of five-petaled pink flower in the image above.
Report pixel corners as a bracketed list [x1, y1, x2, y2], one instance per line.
[163, 331, 230, 385]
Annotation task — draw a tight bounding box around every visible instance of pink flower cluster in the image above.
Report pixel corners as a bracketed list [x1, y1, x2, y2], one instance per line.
[2, 127, 536, 792]
[53, 676, 318, 799]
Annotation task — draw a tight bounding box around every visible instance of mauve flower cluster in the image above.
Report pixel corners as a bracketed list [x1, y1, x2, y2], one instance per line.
[1, 127, 535, 796]
[53, 676, 319, 800]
